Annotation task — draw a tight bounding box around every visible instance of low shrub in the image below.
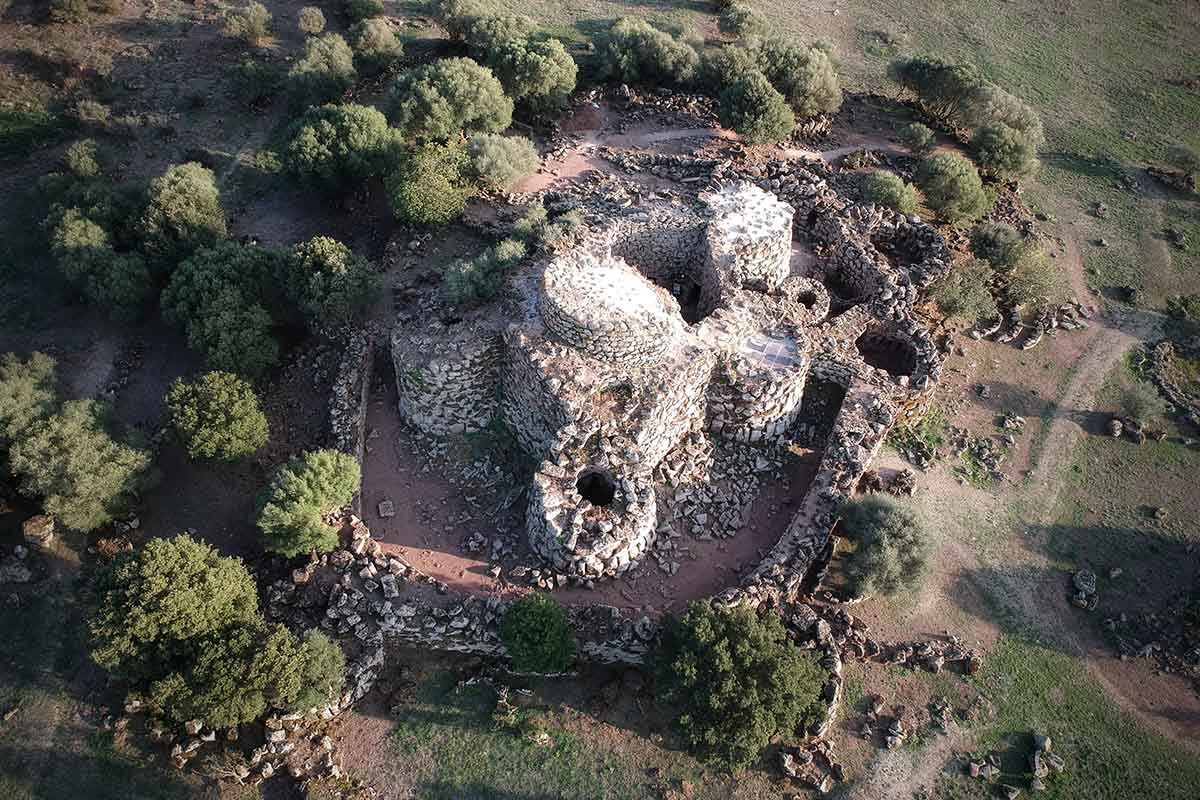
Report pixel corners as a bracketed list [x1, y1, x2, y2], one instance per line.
[230, 58, 282, 107]
[697, 45, 759, 94]
[898, 121, 936, 156]
[718, 2, 766, 38]
[386, 142, 474, 225]
[257, 449, 361, 557]
[933, 258, 997, 323]
[1167, 143, 1200, 190]
[484, 38, 577, 118]
[757, 39, 842, 117]
[64, 139, 101, 178]
[165, 371, 269, 461]
[352, 18, 403, 74]
[49, 0, 88, 23]
[972, 122, 1038, 177]
[342, 0, 383, 23]
[860, 170, 918, 215]
[443, 237, 526, 305]
[284, 103, 400, 193]
[224, 2, 273, 45]
[468, 133, 538, 193]
[1006, 250, 1065, 312]
[838, 495, 931, 598]
[655, 602, 826, 771]
[499, 593, 575, 673]
[298, 6, 326, 35]
[969, 222, 1026, 269]
[136, 162, 228, 270]
[1119, 382, 1166, 423]
[915, 152, 988, 224]
[286, 235, 379, 331]
[718, 70, 794, 145]
[51, 208, 152, 320]
[288, 34, 357, 109]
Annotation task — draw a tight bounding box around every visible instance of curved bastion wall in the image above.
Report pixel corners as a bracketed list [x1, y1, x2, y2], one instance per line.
[390, 171, 952, 582]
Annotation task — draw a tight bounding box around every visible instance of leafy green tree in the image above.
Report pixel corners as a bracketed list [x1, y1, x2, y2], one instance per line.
[719, 2, 766, 38]
[915, 152, 988, 224]
[888, 56, 986, 127]
[9, 399, 152, 531]
[500, 593, 575, 673]
[860, 170, 918, 215]
[161, 243, 285, 378]
[290, 631, 347, 712]
[298, 6, 326, 35]
[224, 1, 273, 45]
[443, 237, 526, 305]
[468, 133, 539, 192]
[386, 142, 474, 225]
[342, 0, 383, 23]
[0, 352, 57, 445]
[1006, 250, 1065, 312]
[757, 40, 842, 117]
[51, 208, 152, 320]
[484, 38, 577, 117]
[972, 122, 1038, 177]
[288, 33, 357, 109]
[838, 495, 931, 598]
[969, 222, 1026, 269]
[655, 602, 826, 771]
[64, 139, 102, 178]
[352, 18, 403, 74]
[230, 57, 283, 107]
[462, 13, 536, 57]
[257, 449, 361, 557]
[286, 236, 379, 331]
[697, 45, 759, 94]
[136, 162, 227, 269]
[718, 71, 795, 145]
[390, 58, 513, 141]
[284, 103, 400, 193]
[962, 84, 1044, 146]
[898, 122, 936, 156]
[933, 259, 997, 322]
[599, 17, 699, 87]
[433, 0, 498, 41]
[89, 535, 262, 683]
[166, 371, 269, 461]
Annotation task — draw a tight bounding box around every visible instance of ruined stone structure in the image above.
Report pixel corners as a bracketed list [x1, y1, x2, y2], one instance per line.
[391, 171, 951, 584]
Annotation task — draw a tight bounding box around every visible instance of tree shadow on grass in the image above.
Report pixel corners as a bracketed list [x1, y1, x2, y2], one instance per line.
[0, 743, 194, 800]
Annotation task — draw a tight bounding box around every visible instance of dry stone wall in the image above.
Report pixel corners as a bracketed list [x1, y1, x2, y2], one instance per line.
[391, 320, 502, 436]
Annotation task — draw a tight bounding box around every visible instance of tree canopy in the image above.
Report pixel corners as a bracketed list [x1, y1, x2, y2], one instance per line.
[390, 58, 513, 141]
[257, 449, 361, 557]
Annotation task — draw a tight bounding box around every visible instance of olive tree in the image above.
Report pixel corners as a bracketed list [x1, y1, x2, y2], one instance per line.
[390, 58, 513, 141]
[888, 56, 985, 127]
[485, 38, 577, 118]
[718, 70, 795, 145]
[655, 602, 826, 772]
[697, 45, 759, 94]
[9, 399, 152, 532]
[757, 40, 842, 117]
[288, 33, 357, 109]
[257, 449, 361, 557]
[838, 495, 931, 598]
[165, 371, 269, 461]
[915, 152, 988, 224]
[468, 133, 539, 193]
[136, 162, 227, 269]
[284, 103, 400, 193]
[598, 17, 699, 87]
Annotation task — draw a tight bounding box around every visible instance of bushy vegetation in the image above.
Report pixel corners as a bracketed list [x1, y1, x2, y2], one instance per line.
[461, 13, 536, 57]
[837, 495, 931, 598]
[136, 162, 228, 269]
[298, 6, 326, 35]
[512, 201, 585, 250]
[386, 141, 474, 225]
[499, 593, 575, 673]
[352, 18, 404, 74]
[889, 56, 1042, 177]
[50, 207, 152, 320]
[757, 40, 842, 118]
[11, 398, 152, 532]
[484, 38, 578, 118]
[342, 0, 383, 23]
[165, 371, 269, 462]
[718, 71, 794, 145]
[1119, 381, 1166, 422]
[443, 237, 526, 305]
[390, 58, 512, 141]
[718, 2, 766, 39]
[915, 152, 988, 224]
[257, 449, 361, 557]
[284, 103, 400, 193]
[89, 536, 345, 726]
[1006, 250, 1066, 312]
[288, 33, 357, 109]
[599, 17, 698, 87]
[223, 1, 273, 46]
[49, 0, 88, 23]
[899, 121, 936, 156]
[230, 57, 283, 107]
[161, 242, 284, 378]
[0, 352, 57, 445]
[286, 235, 379, 332]
[468, 133, 539, 193]
[860, 170, 918, 215]
[697, 45, 759, 93]
[934, 258, 998, 323]
[64, 138, 101, 177]
[655, 602, 826, 771]
[1166, 143, 1199, 190]
[970, 222, 1027, 269]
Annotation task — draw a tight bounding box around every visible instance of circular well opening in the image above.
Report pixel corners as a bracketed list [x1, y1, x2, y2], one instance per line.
[576, 469, 617, 506]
